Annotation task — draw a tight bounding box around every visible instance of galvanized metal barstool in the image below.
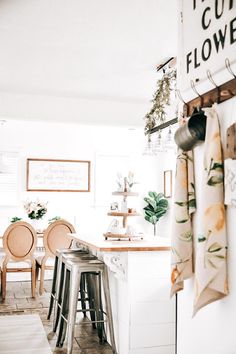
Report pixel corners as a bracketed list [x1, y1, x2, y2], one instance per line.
[47, 248, 92, 331]
[56, 256, 117, 354]
[55, 254, 106, 344]
[52, 251, 99, 333]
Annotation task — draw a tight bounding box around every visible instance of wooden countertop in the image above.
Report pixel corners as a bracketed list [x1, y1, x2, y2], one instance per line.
[68, 233, 171, 252]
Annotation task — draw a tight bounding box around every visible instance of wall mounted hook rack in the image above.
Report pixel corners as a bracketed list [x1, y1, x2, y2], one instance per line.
[183, 59, 236, 117]
[183, 77, 236, 117]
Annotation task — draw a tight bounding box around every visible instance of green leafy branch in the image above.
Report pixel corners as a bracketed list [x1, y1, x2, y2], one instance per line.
[144, 68, 176, 134]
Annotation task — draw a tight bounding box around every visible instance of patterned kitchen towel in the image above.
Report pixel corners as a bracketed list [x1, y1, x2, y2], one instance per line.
[193, 106, 228, 316]
[171, 148, 196, 296]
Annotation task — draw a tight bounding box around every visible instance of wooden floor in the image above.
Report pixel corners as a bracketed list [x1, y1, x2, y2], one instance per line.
[0, 280, 113, 354]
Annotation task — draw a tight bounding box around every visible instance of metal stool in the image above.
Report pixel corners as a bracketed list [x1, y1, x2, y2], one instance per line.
[47, 248, 89, 325]
[52, 251, 98, 333]
[55, 254, 106, 342]
[56, 257, 117, 354]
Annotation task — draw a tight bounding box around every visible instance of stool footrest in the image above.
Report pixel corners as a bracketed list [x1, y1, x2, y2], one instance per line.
[61, 313, 108, 325]
[75, 320, 108, 325]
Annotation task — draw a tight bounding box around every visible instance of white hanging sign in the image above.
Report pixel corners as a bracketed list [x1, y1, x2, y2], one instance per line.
[179, 0, 236, 93]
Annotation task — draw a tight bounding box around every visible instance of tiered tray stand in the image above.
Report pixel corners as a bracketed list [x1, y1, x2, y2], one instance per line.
[104, 191, 142, 241]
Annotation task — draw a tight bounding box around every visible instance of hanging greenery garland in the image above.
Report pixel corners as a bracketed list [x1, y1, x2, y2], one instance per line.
[144, 68, 177, 134]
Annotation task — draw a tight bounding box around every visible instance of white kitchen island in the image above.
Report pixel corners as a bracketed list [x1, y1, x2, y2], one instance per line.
[69, 234, 176, 354]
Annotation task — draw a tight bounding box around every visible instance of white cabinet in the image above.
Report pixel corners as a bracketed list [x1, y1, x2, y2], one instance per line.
[101, 250, 176, 354]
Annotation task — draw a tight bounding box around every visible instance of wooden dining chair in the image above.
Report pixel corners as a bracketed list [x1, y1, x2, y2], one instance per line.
[1, 221, 37, 300]
[36, 219, 75, 295]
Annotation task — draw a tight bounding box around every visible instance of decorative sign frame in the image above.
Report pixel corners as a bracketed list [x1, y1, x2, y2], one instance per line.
[178, 0, 236, 94]
[26, 158, 90, 192]
[164, 170, 172, 198]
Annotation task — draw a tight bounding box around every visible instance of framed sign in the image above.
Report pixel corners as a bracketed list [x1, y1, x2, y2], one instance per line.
[179, 0, 236, 94]
[26, 158, 90, 192]
[164, 170, 172, 198]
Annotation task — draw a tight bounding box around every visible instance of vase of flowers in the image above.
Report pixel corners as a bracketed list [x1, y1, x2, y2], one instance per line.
[23, 200, 48, 231]
[116, 171, 138, 192]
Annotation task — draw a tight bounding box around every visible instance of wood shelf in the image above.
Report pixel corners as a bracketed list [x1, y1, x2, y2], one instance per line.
[103, 232, 143, 241]
[107, 212, 139, 217]
[112, 191, 139, 197]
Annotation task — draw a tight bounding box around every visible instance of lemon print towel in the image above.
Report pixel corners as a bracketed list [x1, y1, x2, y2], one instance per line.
[193, 106, 228, 315]
[171, 149, 196, 296]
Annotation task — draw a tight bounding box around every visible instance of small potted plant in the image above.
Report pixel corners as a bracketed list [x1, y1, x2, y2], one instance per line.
[143, 191, 168, 236]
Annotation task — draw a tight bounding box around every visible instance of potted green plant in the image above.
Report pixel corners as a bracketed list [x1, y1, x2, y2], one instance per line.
[143, 191, 168, 236]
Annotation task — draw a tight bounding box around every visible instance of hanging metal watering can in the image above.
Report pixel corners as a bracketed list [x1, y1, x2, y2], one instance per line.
[174, 108, 207, 151]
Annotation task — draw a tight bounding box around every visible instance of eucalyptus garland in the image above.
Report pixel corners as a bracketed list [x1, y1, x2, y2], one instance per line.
[144, 68, 177, 134]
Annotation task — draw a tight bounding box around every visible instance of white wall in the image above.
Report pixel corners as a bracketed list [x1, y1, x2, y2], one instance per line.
[176, 1, 236, 352]
[177, 97, 236, 354]
[0, 119, 171, 237]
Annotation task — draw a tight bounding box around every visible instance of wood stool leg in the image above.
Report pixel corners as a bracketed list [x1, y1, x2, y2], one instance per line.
[31, 260, 36, 298]
[39, 264, 45, 295]
[1, 267, 7, 301]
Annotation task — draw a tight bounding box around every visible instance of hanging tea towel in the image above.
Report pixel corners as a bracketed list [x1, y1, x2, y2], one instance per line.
[193, 106, 228, 315]
[171, 148, 196, 296]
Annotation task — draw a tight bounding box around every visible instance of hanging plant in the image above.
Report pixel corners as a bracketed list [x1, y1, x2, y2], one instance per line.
[144, 68, 177, 134]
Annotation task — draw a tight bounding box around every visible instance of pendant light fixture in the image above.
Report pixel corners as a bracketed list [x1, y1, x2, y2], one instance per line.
[164, 125, 175, 150]
[153, 130, 164, 154]
[143, 135, 155, 156]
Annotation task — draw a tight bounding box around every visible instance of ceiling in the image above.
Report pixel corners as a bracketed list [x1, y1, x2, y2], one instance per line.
[0, 0, 177, 126]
